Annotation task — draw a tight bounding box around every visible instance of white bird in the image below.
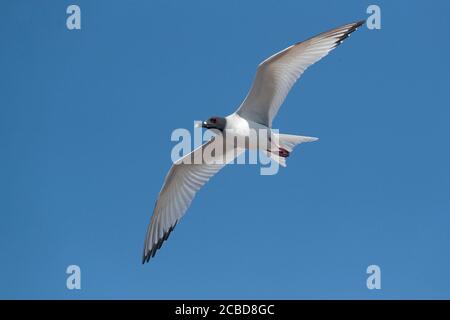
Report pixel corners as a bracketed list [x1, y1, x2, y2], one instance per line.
[142, 20, 364, 263]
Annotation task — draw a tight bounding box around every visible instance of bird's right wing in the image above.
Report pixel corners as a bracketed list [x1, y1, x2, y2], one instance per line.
[236, 20, 365, 127]
[143, 138, 244, 263]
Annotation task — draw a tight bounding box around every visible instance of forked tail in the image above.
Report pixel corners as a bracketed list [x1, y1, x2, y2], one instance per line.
[266, 133, 318, 167]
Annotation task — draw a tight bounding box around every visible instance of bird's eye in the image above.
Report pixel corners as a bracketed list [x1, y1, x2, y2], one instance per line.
[210, 118, 217, 124]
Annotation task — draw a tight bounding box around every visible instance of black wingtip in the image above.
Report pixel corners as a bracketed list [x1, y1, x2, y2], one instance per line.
[355, 20, 366, 28]
[334, 20, 366, 48]
[141, 221, 178, 265]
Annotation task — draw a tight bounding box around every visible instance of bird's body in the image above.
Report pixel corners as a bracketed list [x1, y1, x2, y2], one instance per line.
[223, 113, 270, 150]
[225, 113, 253, 141]
[142, 20, 365, 263]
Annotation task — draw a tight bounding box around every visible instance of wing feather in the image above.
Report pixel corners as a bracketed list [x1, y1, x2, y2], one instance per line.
[236, 20, 364, 127]
[143, 138, 244, 263]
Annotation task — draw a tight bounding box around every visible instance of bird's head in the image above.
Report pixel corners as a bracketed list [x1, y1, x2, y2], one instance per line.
[202, 116, 227, 131]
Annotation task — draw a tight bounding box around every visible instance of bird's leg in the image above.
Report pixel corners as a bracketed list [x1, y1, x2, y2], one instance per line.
[278, 148, 290, 158]
[266, 147, 290, 157]
[265, 134, 289, 157]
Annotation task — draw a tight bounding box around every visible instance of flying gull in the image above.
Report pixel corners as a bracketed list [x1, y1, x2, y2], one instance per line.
[142, 20, 365, 263]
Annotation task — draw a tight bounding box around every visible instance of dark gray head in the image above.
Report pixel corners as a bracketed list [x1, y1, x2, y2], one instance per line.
[202, 116, 227, 131]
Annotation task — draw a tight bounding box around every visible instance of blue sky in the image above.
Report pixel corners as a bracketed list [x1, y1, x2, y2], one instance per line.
[1, 0, 449, 299]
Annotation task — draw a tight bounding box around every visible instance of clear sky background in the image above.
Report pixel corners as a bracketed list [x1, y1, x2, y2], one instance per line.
[1, 0, 449, 299]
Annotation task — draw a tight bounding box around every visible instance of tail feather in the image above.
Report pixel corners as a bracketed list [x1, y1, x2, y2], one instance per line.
[266, 151, 287, 167]
[267, 133, 318, 167]
[277, 134, 319, 152]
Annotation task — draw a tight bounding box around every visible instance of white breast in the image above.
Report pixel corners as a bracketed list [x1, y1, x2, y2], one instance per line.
[225, 113, 250, 135]
[225, 113, 272, 150]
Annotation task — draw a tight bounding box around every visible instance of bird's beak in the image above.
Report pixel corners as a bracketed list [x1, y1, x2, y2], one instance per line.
[201, 121, 208, 128]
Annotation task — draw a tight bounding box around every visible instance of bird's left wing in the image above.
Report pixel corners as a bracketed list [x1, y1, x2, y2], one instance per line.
[143, 138, 244, 263]
[236, 20, 364, 127]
